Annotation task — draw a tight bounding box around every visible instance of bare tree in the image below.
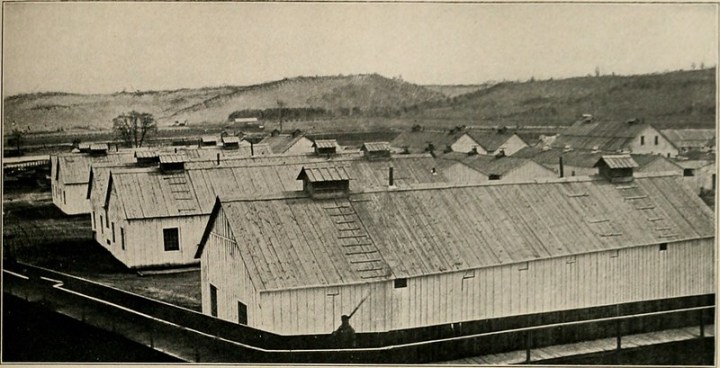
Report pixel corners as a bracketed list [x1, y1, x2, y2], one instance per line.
[112, 111, 157, 148]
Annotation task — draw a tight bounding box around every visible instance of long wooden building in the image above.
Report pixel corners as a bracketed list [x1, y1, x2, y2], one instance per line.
[195, 157, 714, 335]
[52, 144, 270, 215]
[91, 148, 465, 269]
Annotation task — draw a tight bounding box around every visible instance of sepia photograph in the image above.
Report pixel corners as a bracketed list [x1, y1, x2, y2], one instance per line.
[2, 1, 717, 365]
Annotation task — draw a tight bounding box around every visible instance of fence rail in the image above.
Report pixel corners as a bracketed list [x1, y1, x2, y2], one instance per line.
[3, 262, 715, 363]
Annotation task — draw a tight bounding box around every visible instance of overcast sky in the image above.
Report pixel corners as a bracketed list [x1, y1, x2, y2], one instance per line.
[3, 2, 717, 96]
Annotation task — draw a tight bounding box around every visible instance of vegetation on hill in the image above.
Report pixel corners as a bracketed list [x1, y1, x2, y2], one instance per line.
[4, 68, 715, 135]
[406, 68, 716, 129]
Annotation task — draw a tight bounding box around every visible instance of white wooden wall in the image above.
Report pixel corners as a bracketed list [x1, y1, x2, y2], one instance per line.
[285, 137, 315, 154]
[97, 184, 206, 268]
[54, 183, 91, 215]
[627, 126, 679, 158]
[235, 238, 713, 335]
[442, 162, 489, 184]
[201, 207, 258, 325]
[451, 134, 485, 154]
[499, 134, 529, 156]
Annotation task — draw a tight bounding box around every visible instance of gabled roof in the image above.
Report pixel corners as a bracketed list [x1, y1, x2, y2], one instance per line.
[55, 152, 137, 185]
[553, 120, 664, 151]
[593, 155, 639, 169]
[201, 136, 218, 143]
[90, 143, 108, 151]
[260, 134, 309, 154]
[464, 131, 523, 152]
[660, 129, 716, 148]
[297, 166, 351, 182]
[391, 130, 460, 153]
[134, 150, 160, 159]
[438, 152, 548, 177]
[199, 173, 714, 291]
[107, 170, 204, 219]
[515, 147, 676, 171]
[313, 139, 337, 149]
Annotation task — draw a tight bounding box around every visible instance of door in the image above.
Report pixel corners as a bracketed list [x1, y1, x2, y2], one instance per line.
[238, 301, 247, 325]
[210, 284, 218, 317]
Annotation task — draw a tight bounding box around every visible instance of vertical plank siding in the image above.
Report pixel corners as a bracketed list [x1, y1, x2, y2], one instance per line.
[53, 183, 91, 215]
[220, 238, 713, 335]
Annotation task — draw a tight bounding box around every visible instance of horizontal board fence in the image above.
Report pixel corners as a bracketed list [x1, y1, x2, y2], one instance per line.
[4, 261, 714, 363]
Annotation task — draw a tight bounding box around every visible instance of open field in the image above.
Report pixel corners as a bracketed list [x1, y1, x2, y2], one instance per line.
[3, 187, 201, 310]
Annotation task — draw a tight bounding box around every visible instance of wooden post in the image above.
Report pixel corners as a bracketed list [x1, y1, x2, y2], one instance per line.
[525, 330, 532, 363]
[699, 309, 705, 338]
[615, 319, 621, 351]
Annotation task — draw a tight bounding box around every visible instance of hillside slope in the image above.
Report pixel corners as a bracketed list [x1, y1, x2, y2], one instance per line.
[409, 68, 716, 129]
[4, 74, 444, 133]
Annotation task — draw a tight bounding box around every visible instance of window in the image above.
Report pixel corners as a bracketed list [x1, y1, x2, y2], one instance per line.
[571, 170, 576, 176]
[462, 270, 475, 279]
[659, 243, 668, 252]
[63, 191, 66, 204]
[488, 174, 501, 180]
[121, 228, 125, 250]
[654, 136, 659, 145]
[105, 210, 109, 228]
[609, 249, 619, 258]
[394, 278, 407, 288]
[566, 256, 576, 264]
[100, 216, 104, 234]
[518, 262, 529, 271]
[111, 223, 115, 243]
[92, 212, 96, 230]
[238, 301, 248, 325]
[163, 228, 180, 251]
[683, 169, 695, 177]
[640, 136, 645, 145]
[210, 284, 218, 317]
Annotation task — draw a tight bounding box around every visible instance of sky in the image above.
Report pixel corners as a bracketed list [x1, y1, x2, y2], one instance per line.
[3, 2, 718, 96]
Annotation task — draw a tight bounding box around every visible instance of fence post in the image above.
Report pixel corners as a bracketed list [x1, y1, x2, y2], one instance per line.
[699, 309, 705, 338]
[525, 330, 531, 363]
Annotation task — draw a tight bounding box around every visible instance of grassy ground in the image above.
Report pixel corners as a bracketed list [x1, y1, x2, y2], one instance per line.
[3, 186, 202, 310]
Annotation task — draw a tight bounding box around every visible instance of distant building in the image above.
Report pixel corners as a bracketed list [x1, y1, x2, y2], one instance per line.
[260, 132, 315, 154]
[552, 119, 679, 157]
[674, 159, 717, 194]
[196, 166, 713, 335]
[438, 152, 555, 181]
[450, 130, 528, 156]
[660, 129, 715, 152]
[234, 117, 259, 124]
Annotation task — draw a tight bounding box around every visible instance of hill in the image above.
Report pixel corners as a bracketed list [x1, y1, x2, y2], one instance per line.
[4, 74, 444, 133]
[408, 68, 716, 129]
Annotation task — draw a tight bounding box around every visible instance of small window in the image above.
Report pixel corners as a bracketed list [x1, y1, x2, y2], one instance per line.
[462, 270, 475, 279]
[326, 287, 339, 296]
[100, 216, 104, 234]
[63, 191, 66, 204]
[210, 284, 218, 317]
[609, 249, 619, 258]
[518, 262, 529, 271]
[566, 256, 576, 264]
[92, 212, 96, 230]
[654, 136, 659, 145]
[659, 243, 668, 252]
[111, 223, 115, 243]
[121, 228, 125, 251]
[238, 301, 248, 325]
[105, 210, 109, 228]
[640, 136, 645, 145]
[571, 170, 576, 176]
[163, 228, 180, 251]
[667, 153, 671, 158]
[489, 174, 501, 181]
[394, 278, 407, 288]
[683, 169, 695, 177]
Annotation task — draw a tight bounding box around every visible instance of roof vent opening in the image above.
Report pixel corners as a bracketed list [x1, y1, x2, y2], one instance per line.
[134, 151, 160, 167]
[581, 114, 594, 123]
[626, 118, 640, 125]
[467, 147, 479, 156]
[89, 143, 108, 156]
[313, 139, 338, 156]
[593, 155, 638, 183]
[591, 145, 600, 153]
[159, 154, 186, 172]
[222, 136, 241, 150]
[201, 136, 218, 147]
[361, 142, 391, 160]
[297, 165, 350, 199]
[495, 149, 506, 159]
[78, 143, 91, 153]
